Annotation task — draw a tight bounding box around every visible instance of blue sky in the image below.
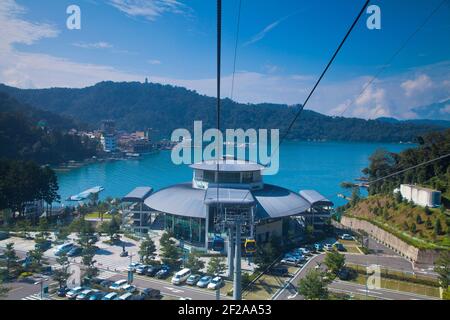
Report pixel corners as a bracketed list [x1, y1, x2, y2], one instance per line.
[1, 0, 449, 119]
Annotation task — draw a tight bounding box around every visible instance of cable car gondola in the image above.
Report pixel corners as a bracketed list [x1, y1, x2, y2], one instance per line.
[244, 238, 257, 254]
[212, 235, 225, 252]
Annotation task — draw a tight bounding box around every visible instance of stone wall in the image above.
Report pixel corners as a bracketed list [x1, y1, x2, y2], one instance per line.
[340, 216, 443, 266]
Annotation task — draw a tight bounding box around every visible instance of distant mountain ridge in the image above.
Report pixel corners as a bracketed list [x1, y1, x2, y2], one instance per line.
[377, 117, 450, 128]
[0, 81, 447, 143]
[411, 99, 450, 121]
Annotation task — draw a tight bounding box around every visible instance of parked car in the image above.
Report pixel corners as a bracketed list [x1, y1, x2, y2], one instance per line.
[76, 289, 94, 300]
[314, 243, 324, 252]
[340, 234, 354, 241]
[109, 279, 128, 291]
[338, 268, 351, 280]
[127, 262, 142, 272]
[136, 265, 149, 275]
[269, 267, 289, 277]
[186, 274, 201, 286]
[35, 240, 52, 252]
[57, 287, 70, 297]
[89, 291, 106, 300]
[101, 292, 118, 301]
[207, 277, 223, 290]
[0, 231, 10, 240]
[297, 248, 311, 256]
[197, 276, 212, 288]
[281, 257, 302, 266]
[66, 286, 84, 299]
[117, 292, 133, 301]
[155, 266, 170, 279]
[54, 243, 74, 256]
[121, 284, 137, 293]
[334, 242, 346, 252]
[141, 288, 161, 299]
[130, 295, 145, 301]
[324, 244, 334, 251]
[171, 268, 191, 285]
[100, 279, 114, 288]
[67, 246, 83, 257]
[146, 265, 161, 277]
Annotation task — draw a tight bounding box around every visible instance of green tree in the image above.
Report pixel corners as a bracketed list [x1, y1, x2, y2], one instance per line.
[435, 219, 443, 236]
[52, 253, 70, 289]
[323, 251, 345, 277]
[254, 235, 282, 271]
[425, 217, 433, 229]
[138, 238, 157, 264]
[298, 269, 330, 300]
[27, 248, 45, 272]
[207, 256, 226, 276]
[416, 214, 423, 225]
[159, 233, 181, 267]
[81, 244, 98, 280]
[424, 206, 432, 216]
[410, 223, 417, 234]
[184, 251, 205, 274]
[3, 243, 18, 279]
[434, 251, 450, 290]
[0, 279, 10, 298]
[55, 226, 70, 243]
[394, 191, 403, 204]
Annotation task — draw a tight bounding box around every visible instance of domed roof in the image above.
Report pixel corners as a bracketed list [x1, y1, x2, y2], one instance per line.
[189, 159, 265, 172]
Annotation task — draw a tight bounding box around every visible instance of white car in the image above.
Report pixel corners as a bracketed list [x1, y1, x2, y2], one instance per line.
[340, 234, 354, 241]
[109, 279, 128, 291]
[121, 284, 137, 293]
[207, 277, 223, 290]
[76, 289, 93, 300]
[281, 257, 302, 266]
[324, 244, 334, 251]
[294, 248, 311, 256]
[66, 286, 83, 299]
[127, 262, 142, 272]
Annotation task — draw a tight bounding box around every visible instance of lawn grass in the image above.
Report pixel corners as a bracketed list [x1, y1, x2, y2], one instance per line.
[242, 266, 300, 300]
[350, 273, 440, 298]
[85, 212, 111, 220]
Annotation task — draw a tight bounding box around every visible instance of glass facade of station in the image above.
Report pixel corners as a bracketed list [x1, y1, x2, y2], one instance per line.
[164, 214, 206, 245]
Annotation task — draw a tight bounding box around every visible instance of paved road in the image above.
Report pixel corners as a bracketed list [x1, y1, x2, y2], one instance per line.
[328, 280, 439, 300]
[273, 253, 439, 300]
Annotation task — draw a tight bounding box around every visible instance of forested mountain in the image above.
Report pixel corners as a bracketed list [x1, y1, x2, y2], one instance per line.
[364, 129, 450, 204]
[0, 81, 447, 143]
[0, 93, 98, 165]
[377, 117, 450, 128]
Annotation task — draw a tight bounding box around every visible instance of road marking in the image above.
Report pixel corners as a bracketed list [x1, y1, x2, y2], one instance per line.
[7, 286, 24, 293]
[287, 293, 298, 299]
[164, 286, 184, 294]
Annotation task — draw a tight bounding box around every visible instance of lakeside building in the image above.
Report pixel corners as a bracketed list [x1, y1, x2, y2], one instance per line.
[121, 158, 333, 250]
[397, 184, 441, 208]
[100, 120, 118, 153]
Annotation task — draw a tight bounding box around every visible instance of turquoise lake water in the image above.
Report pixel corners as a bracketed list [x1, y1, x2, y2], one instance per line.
[56, 141, 412, 207]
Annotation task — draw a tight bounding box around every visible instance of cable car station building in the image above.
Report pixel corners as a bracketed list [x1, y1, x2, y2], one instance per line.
[137, 159, 332, 250]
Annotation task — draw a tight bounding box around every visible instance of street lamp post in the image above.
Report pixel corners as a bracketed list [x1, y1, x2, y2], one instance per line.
[34, 277, 49, 300]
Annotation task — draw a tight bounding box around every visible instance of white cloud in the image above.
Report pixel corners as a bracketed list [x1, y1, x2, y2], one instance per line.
[243, 12, 297, 46]
[0, 0, 59, 51]
[108, 0, 189, 21]
[401, 74, 433, 97]
[147, 59, 162, 65]
[72, 42, 113, 49]
[440, 104, 450, 115]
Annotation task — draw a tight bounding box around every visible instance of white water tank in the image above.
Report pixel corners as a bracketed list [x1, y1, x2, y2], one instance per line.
[399, 184, 441, 208]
